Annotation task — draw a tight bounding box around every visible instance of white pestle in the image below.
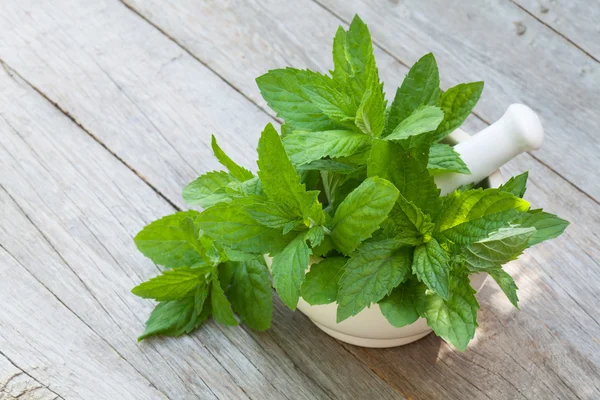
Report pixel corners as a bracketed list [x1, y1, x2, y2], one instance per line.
[434, 104, 544, 195]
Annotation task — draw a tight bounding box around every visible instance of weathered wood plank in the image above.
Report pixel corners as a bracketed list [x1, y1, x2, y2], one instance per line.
[0, 35, 400, 400]
[0, 351, 63, 400]
[0, 201, 169, 400]
[512, 0, 600, 62]
[312, 0, 600, 202]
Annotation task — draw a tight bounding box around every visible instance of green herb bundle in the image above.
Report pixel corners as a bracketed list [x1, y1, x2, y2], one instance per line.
[132, 15, 568, 350]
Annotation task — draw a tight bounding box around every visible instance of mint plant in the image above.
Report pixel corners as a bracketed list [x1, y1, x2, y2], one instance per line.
[132, 15, 568, 350]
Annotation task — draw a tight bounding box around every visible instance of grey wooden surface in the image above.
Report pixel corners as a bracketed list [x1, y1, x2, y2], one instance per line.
[0, 0, 598, 399]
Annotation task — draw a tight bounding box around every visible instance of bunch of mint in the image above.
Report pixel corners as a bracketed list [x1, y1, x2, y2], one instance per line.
[132, 15, 568, 350]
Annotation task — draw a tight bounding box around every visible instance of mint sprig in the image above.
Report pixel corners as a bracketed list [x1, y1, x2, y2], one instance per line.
[131, 15, 568, 351]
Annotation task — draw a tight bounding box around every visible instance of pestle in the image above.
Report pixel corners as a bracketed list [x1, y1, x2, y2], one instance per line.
[434, 104, 544, 195]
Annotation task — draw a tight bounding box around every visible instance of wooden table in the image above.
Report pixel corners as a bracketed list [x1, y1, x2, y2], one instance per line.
[0, 0, 598, 398]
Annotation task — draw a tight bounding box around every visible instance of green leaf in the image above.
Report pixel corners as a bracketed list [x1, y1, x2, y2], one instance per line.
[463, 227, 535, 271]
[138, 293, 210, 341]
[295, 159, 356, 174]
[427, 143, 470, 175]
[367, 139, 440, 215]
[226, 176, 263, 197]
[256, 68, 338, 132]
[337, 240, 412, 322]
[514, 210, 569, 247]
[299, 72, 357, 123]
[301, 257, 347, 305]
[132, 267, 205, 301]
[211, 135, 254, 181]
[423, 274, 479, 351]
[244, 201, 300, 231]
[434, 82, 484, 141]
[379, 280, 427, 327]
[258, 124, 324, 224]
[271, 233, 311, 310]
[499, 172, 528, 198]
[134, 211, 203, 268]
[182, 171, 236, 208]
[196, 199, 292, 254]
[488, 268, 519, 308]
[412, 238, 450, 299]
[227, 258, 273, 331]
[211, 279, 238, 326]
[385, 105, 444, 143]
[306, 226, 325, 247]
[312, 235, 335, 257]
[386, 193, 435, 246]
[331, 176, 399, 255]
[434, 188, 530, 246]
[355, 77, 385, 136]
[283, 130, 372, 166]
[332, 27, 352, 83]
[384, 53, 440, 136]
[344, 15, 378, 100]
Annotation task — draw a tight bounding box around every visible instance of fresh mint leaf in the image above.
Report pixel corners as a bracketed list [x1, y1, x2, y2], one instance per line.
[271, 233, 311, 310]
[196, 199, 292, 254]
[283, 130, 372, 166]
[499, 172, 528, 198]
[227, 258, 273, 331]
[379, 280, 427, 327]
[296, 159, 356, 174]
[423, 274, 479, 351]
[427, 143, 470, 175]
[463, 227, 535, 271]
[386, 193, 435, 246]
[312, 235, 335, 257]
[331, 27, 352, 84]
[434, 82, 484, 141]
[306, 226, 325, 247]
[344, 15, 379, 101]
[132, 266, 206, 301]
[218, 262, 235, 290]
[256, 69, 338, 132]
[300, 72, 358, 124]
[367, 139, 440, 215]
[226, 176, 263, 197]
[258, 124, 325, 224]
[412, 238, 450, 299]
[337, 240, 412, 322]
[211, 135, 254, 181]
[514, 210, 569, 247]
[211, 278, 238, 326]
[434, 188, 530, 246]
[244, 200, 301, 231]
[385, 105, 444, 144]
[384, 53, 440, 136]
[182, 171, 236, 208]
[488, 268, 519, 308]
[301, 257, 347, 305]
[331, 176, 399, 255]
[138, 292, 210, 341]
[134, 211, 203, 268]
[355, 62, 386, 136]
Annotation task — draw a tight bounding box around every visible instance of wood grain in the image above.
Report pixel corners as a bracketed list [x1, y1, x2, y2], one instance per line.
[0, 0, 599, 398]
[0, 16, 400, 400]
[312, 0, 600, 203]
[511, 0, 600, 62]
